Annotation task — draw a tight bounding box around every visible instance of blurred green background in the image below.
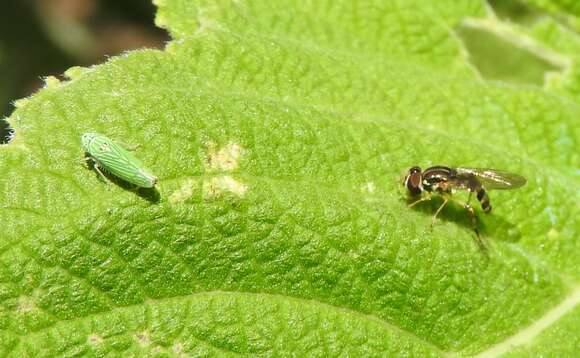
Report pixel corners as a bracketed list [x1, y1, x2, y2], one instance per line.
[0, 0, 168, 143]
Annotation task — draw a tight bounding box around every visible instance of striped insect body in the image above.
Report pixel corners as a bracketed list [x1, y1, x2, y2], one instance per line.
[403, 165, 526, 246]
[81, 133, 158, 188]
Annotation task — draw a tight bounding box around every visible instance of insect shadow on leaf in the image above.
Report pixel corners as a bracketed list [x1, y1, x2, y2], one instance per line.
[405, 195, 487, 249]
[402, 165, 525, 251]
[404, 190, 522, 248]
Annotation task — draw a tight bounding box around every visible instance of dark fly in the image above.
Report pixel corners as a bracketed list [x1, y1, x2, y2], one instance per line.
[403, 166, 526, 246]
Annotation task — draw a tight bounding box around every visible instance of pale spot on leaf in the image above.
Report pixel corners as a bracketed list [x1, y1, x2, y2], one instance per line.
[205, 141, 243, 172]
[64, 66, 90, 80]
[169, 178, 198, 203]
[362, 182, 375, 193]
[13, 98, 29, 109]
[172, 342, 185, 355]
[43, 76, 61, 89]
[87, 333, 103, 346]
[17, 296, 36, 313]
[135, 331, 151, 347]
[204, 175, 247, 198]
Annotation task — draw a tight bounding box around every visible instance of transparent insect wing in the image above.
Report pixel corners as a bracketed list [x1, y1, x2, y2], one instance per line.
[456, 167, 526, 190]
[134, 169, 158, 188]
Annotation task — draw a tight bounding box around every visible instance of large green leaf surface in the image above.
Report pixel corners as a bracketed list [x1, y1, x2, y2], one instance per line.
[1, 0, 579, 356]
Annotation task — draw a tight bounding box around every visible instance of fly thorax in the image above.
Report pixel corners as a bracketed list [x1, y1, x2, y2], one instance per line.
[422, 180, 434, 192]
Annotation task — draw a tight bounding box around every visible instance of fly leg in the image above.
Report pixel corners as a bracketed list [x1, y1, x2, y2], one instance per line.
[464, 190, 486, 250]
[465, 191, 478, 235]
[408, 193, 432, 208]
[430, 196, 449, 228]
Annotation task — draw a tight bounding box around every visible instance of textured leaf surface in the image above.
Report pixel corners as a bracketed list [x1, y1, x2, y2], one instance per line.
[1, 0, 579, 356]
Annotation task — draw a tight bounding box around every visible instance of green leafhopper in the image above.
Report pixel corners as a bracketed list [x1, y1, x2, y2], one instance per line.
[81, 133, 158, 188]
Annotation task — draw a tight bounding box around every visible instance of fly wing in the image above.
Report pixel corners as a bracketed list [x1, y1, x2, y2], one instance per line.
[456, 167, 526, 190]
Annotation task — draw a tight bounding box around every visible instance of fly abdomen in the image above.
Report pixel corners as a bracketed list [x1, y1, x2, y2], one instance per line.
[477, 188, 492, 212]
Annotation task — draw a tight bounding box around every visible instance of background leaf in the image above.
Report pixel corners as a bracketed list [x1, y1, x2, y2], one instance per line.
[1, 0, 578, 356]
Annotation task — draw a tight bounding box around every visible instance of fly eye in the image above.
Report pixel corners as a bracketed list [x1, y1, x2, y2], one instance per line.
[405, 169, 422, 195]
[409, 173, 421, 188]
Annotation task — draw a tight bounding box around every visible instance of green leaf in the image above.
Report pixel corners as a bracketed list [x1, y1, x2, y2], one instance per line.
[519, 0, 580, 30]
[1, 0, 579, 356]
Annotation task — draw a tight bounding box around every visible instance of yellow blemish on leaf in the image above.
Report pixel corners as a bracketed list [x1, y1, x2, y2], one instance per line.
[205, 141, 243, 172]
[13, 98, 29, 109]
[169, 179, 198, 203]
[17, 296, 36, 313]
[195, 16, 222, 35]
[135, 331, 151, 347]
[204, 175, 247, 198]
[172, 343, 186, 356]
[548, 228, 559, 240]
[153, 0, 169, 28]
[64, 66, 90, 80]
[87, 334, 104, 346]
[43, 76, 61, 89]
[151, 347, 164, 354]
[362, 182, 375, 193]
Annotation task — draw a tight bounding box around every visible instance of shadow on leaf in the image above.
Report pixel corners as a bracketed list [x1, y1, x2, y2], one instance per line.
[84, 155, 161, 203]
[404, 195, 522, 246]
